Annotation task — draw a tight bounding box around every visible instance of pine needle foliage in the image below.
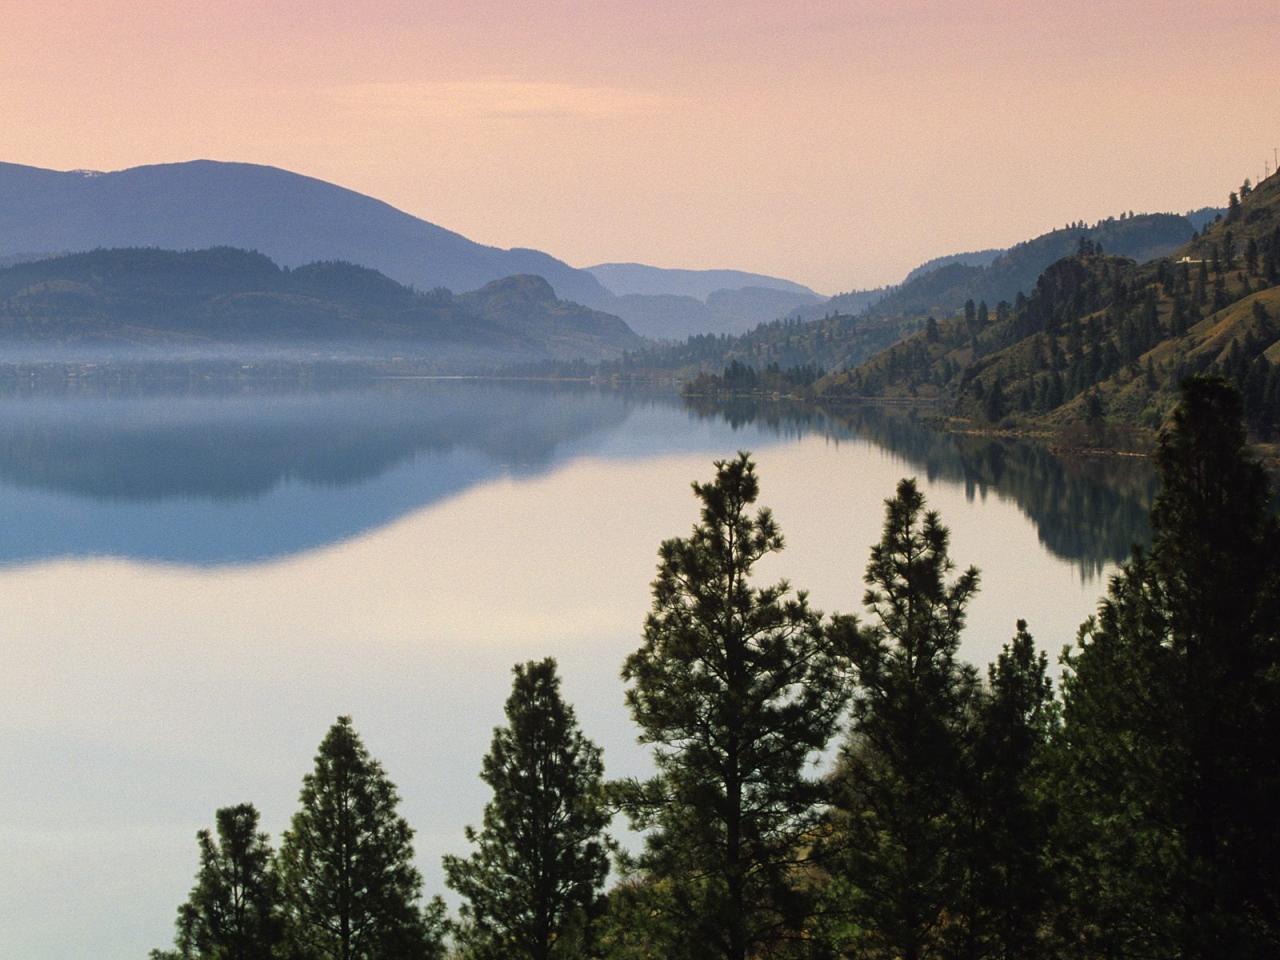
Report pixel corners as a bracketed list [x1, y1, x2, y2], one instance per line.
[619, 452, 850, 960]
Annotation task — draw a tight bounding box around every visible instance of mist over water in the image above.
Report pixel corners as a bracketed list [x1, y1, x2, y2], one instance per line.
[0, 377, 1151, 960]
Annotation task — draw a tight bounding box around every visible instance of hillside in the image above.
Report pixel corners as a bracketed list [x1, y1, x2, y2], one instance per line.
[582, 263, 824, 339]
[585, 262, 819, 300]
[865, 213, 1199, 320]
[0, 160, 612, 305]
[576, 210, 1208, 388]
[901, 248, 1004, 284]
[0, 248, 642, 365]
[817, 172, 1280, 442]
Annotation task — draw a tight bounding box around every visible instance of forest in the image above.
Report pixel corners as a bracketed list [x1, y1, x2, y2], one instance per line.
[151, 376, 1280, 960]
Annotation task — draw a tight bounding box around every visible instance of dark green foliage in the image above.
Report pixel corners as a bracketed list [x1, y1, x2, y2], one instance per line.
[150, 804, 284, 960]
[964, 621, 1058, 960]
[278, 717, 445, 960]
[1059, 378, 1280, 959]
[618, 452, 849, 960]
[983, 377, 1006, 423]
[444, 658, 611, 960]
[825, 478, 980, 960]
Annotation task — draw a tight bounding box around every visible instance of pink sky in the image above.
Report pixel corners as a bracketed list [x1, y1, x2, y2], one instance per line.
[1, 0, 1276, 292]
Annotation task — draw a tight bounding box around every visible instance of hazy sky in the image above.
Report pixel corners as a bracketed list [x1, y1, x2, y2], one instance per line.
[2, 0, 1276, 292]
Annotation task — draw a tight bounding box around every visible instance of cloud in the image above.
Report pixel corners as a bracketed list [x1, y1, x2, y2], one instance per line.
[323, 79, 674, 122]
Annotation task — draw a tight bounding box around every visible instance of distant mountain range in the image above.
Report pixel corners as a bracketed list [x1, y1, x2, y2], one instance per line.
[586, 262, 819, 299]
[0, 247, 640, 364]
[562, 207, 1230, 385]
[0, 158, 1234, 364]
[0, 159, 612, 305]
[0, 159, 832, 342]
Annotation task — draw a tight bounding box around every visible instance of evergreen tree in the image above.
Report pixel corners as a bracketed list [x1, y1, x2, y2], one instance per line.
[825, 478, 980, 960]
[444, 658, 611, 960]
[983, 377, 1006, 423]
[1059, 378, 1280, 959]
[278, 717, 445, 960]
[151, 804, 283, 960]
[965, 622, 1058, 960]
[618, 452, 849, 960]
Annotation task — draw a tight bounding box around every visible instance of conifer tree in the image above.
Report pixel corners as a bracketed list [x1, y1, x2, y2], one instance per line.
[1059, 377, 1280, 959]
[278, 717, 445, 960]
[825, 478, 980, 960]
[150, 803, 283, 960]
[618, 452, 849, 960]
[965, 621, 1058, 960]
[444, 658, 611, 960]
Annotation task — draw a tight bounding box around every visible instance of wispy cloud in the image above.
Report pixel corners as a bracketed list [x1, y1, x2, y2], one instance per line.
[324, 79, 674, 122]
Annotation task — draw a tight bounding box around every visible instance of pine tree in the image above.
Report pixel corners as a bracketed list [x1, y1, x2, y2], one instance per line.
[278, 717, 445, 960]
[1059, 378, 1280, 959]
[825, 478, 980, 960]
[150, 804, 284, 960]
[444, 658, 611, 960]
[618, 452, 849, 960]
[966, 621, 1058, 960]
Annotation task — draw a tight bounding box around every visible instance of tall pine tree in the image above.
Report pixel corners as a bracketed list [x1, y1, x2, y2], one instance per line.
[825, 478, 980, 960]
[619, 452, 850, 960]
[1059, 377, 1280, 959]
[278, 717, 445, 960]
[444, 658, 611, 960]
[965, 621, 1058, 960]
[150, 803, 284, 960]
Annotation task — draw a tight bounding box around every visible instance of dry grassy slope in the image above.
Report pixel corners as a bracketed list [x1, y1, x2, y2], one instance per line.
[1045, 286, 1280, 428]
[820, 169, 1280, 431]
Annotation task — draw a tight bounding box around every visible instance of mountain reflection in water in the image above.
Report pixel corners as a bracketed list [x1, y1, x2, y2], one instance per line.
[0, 379, 1152, 573]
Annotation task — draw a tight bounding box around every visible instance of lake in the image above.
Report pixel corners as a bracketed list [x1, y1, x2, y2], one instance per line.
[0, 377, 1154, 959]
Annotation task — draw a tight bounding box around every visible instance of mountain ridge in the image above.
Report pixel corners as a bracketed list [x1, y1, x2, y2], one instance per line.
[0, 159, 613, 306]
[0, 246, 642, 365]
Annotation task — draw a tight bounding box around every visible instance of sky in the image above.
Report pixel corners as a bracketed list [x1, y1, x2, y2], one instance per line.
[1, 0, 1277, 292]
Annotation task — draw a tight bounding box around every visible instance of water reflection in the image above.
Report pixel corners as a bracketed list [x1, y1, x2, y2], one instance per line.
[683, 397, 1155, 578]
[0, 381, 639, 564]
[0, 380, 1152, 574]
[0, 377, 1153, 960]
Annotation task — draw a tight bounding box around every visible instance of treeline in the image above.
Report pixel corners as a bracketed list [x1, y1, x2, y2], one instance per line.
[154, 377, 1280, 960]
[823, 175, 1280, 438]
[681, 359, 827, 397]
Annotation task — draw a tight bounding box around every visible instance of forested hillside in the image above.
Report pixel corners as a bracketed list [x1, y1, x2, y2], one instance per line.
[818, 172, 1280, 440]
[864, 212, 1199, 320]
[555, 205, 1220, 392]
[0, 247, 642, 363]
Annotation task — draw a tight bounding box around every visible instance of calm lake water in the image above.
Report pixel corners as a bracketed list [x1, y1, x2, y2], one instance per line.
[0, 378, 1154, 959]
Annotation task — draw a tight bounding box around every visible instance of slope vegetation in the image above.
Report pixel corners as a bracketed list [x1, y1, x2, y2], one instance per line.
[0, 248, 641, 364]
[819, 172, 1280, 441]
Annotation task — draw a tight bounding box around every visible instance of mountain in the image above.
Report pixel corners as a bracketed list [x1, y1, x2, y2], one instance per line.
[0, 247, 641, 364]
[580, 186, 1259, 414]
[780, 215, 1203, 331]
[901, 248, 1005, 284]
[457, 274, 639, 360]
[0, 159, 611, 305]
[864, 213, 1199, 321]
[586, 262, 820, 300]
[815, 172, 1280, 441]
[581, 262, 824, 339]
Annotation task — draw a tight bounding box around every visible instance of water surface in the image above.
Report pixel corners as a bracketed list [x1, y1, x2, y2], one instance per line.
[0, 379, 1152, 959]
